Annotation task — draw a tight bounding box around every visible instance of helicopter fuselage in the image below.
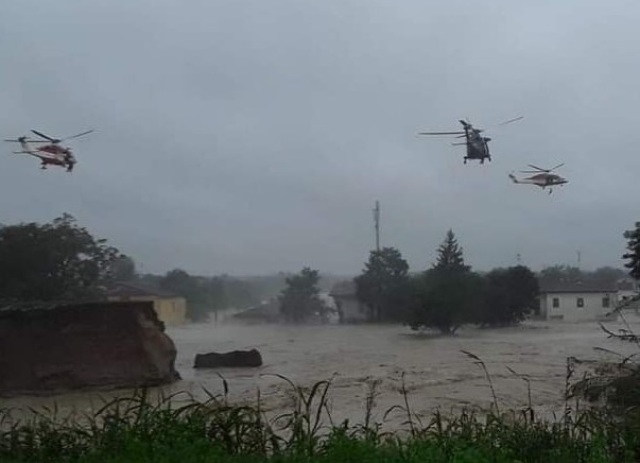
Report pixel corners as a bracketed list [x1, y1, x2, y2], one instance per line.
[462, 126, 491, 164]
[14, 138, 74, 170]
[38, 144, 71, 156]
[508, 172, 568, 194]
[521, 173, 567, 187]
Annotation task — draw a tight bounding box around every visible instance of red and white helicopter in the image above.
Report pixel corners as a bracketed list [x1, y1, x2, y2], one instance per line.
[4, 129, 93, 172]
[508, 163, 568, 194]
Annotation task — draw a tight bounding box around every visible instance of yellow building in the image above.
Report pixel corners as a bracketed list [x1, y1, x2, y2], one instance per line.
[106, 282, 187, 326]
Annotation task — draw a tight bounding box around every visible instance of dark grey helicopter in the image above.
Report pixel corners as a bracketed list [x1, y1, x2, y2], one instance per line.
[418, 116, 523, 164]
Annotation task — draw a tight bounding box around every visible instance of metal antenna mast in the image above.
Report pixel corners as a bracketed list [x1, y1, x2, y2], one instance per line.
[373, 200, 380, 251]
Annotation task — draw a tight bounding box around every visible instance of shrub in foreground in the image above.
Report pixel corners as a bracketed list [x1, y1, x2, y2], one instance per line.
[1, 378, 640, 463]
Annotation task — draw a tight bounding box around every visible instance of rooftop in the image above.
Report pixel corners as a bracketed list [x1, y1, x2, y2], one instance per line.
[539, 279, 618, 294]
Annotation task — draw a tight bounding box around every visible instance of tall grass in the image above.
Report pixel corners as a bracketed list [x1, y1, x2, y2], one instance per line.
[2, 355, 640, 462]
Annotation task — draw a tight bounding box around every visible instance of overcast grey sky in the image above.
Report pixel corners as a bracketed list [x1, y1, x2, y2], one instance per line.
[1, 1, 639, 276]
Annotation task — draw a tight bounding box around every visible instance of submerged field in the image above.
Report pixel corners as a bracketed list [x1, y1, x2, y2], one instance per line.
[3, 316, 640, 461]
[3, 315, 639, 427]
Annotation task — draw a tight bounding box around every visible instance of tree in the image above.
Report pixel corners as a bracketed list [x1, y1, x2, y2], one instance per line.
[160, 269, 209, 321]
[590, 266, 626, 284]
[478, 266, 539, 327]
[0, 214, 120, 301]
[279, 267, 328, 323]
[433, 229, 469, 271]
[206, 277, 228, 312]
[355, 247, 410, 322]
[109, 255, 137, 282]
[406, 230, 482, 334]
[223, 278, 259, 309]
[538, 265, 584, 286]
[623, 222, 640, 280]
[160, 269, 197, 297]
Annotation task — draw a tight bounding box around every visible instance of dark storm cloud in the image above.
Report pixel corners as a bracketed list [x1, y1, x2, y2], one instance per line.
[1, 0, 639, 275]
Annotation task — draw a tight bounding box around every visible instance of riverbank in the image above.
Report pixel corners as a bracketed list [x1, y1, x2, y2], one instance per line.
[1, 384, 638, 463]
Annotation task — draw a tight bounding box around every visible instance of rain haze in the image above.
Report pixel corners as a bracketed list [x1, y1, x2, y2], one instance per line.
[1, 0, 639, 275]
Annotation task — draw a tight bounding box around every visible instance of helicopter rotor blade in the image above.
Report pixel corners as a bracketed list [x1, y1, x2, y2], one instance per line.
[527, 164, 548, 172]
[549, 163, 565, 171]
[498, 116, 524, 126]
[418, 131, 465, 136]
[31, 130, 58, 142]
[61, 129, 94, 142]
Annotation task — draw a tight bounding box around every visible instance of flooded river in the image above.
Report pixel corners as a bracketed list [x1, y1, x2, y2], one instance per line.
[3, 316, 639, 427]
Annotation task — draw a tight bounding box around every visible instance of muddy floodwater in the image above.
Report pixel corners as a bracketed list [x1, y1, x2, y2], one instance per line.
[3, 315, 640, 427]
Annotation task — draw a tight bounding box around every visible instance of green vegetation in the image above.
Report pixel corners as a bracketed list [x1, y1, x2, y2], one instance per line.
[2, 374, 640, 463]
[623, 221, 640, 280]
[355, 247, 410, 322]
[406, 230, 484, 334]
[478, 265, 539, 327]
[0, 213, 121, 301]
[279, 267, 329, 323]
[353, 230, 539, 332]
[158, 269, 262, 321]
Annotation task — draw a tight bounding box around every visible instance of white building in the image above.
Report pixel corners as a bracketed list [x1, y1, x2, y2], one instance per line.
[329, 280, 368, 323]
[539, 281, 618, 322]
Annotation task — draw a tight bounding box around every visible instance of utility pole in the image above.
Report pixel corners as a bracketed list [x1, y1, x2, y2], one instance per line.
[373, 200, 380, 251]
[516, 253, 522, 265]
[577, 250, 582, 268]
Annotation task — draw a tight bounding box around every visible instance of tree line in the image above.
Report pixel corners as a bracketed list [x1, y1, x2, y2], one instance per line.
[279, 226, 640, 332]
[1, 214, 638, 328]
[0, 214, 277, 321]
[278, 230, 539, 331]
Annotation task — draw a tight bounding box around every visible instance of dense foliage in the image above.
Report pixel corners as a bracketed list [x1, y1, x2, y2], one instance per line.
[407, 230, 483, 334]
[109, 254, 137, 281]
[279, 267, 329, 323]
[159, 269, 259, 321]
[538, 265, 627, 287]
[623, 221, 640, 280]
[2, 383, 640, 463]
[0, 214, 120, 301]
[478, 265, 539, 327]
[355, 247, 410, 322]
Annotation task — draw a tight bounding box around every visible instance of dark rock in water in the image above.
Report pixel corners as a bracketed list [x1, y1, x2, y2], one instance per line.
[0, 301, 180, 396]
[194, 349, 263, 368]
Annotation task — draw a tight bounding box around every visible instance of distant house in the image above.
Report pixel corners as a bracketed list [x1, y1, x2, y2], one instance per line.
[539, 280, 618, 322]
[106, 282, 187, 326]
[329, 280, 367, 323]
